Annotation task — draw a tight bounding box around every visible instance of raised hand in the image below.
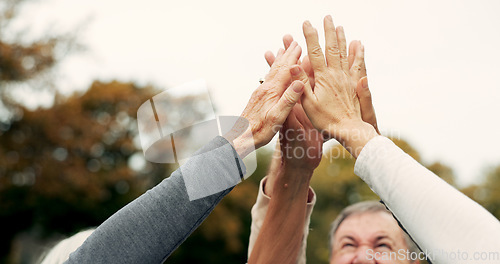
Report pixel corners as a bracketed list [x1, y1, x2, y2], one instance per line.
[265, 35, 380, 136]
[291, 15, 378, 157]
[226, 41, 305, 158]
[265, 35, 316, 91]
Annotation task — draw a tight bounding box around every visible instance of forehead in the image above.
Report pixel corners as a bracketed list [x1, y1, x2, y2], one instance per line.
[334, 211, 404, 242]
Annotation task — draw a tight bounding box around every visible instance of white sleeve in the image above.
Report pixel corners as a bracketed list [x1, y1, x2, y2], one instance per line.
[354, 136, 500, 264]
[247, 177, 316, 264]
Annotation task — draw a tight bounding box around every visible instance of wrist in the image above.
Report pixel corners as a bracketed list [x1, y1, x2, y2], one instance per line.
[228, 128, 253, 159]
[265, 164, 312, 198]
[282, 161, 315, 178]
[273, 165, 312, 196]
[332, 119, 378, 158]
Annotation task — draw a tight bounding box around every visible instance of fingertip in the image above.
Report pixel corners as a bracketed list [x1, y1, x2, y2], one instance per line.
[264, 51, 275, 66]
[265, 50, 274, 58]
[283, 34, 294, 45]
[357, 77, 369, 95]
[361, 76, 368, 89]
[290, 65, 302, 76]
[296, 44, 302, 54]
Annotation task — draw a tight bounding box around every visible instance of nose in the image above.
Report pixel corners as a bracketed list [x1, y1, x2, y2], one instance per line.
[352, 246, 376, 264]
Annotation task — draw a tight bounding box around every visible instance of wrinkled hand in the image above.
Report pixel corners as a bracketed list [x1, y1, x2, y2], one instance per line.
[264, 35, 316, 91]
[227, 41, 305, 158]
[290, 16, 378, 157]
[266, 34, 380, 137]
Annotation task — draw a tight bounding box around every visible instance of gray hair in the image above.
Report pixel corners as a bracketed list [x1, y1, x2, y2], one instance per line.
[328, 201, 420, 261]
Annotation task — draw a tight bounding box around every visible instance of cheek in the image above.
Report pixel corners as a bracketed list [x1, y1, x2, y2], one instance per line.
[330, 252, 355, 264]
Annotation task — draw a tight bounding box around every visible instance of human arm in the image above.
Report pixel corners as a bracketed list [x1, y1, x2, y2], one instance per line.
[355, 137, 500, 264]
[261, 33, 377, 194]
[248, 164, 314, 264]
[247, 32, 379, 263]
[247, 176, 316, 264]
[248, 103, 321, 264]
[65, 136, 243, 263]
[297, 15, 500, 264]
[65, 41, 306, 263]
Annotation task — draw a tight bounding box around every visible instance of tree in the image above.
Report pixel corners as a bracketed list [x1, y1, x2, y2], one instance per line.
[464, 165, 500, 219]
[0, 79, 222, 263]
[0, 81, 152, 262]
[0, 0, 80, 122]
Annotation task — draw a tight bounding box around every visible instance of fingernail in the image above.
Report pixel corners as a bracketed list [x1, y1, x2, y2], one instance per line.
[292, 81, 304, 93]
[326, 15, 333, 21]
[362, 77, 368, 89]
[290, 66, 300, 76]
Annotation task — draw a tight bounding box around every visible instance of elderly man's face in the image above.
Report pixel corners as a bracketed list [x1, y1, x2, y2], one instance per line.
[330, 212, 417, 264]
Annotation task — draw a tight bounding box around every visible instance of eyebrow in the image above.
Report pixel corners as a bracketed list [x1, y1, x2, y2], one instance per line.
[338, 235, 356, 241]
[374, 235, 395, 243]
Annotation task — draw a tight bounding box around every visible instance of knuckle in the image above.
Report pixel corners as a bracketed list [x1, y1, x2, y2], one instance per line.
[269, 114, 279, 126]
[326, 45, 340, 56]
[253, 88, 265, 98]
[310, 46, 324, 57]
[351, 65, 362, 72]
[340, 50, 348, 60]
[282, 91, 296, 107]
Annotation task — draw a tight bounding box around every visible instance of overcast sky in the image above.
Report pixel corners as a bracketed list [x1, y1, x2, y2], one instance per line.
[10, 0, 500, 186]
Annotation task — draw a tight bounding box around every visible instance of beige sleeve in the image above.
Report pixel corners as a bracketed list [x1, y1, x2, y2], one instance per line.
[247, 176, 316, 264]
[355, 136, 500, 264]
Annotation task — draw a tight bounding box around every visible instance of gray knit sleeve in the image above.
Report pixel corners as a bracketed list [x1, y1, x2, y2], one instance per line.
[65, 136, 245, 264]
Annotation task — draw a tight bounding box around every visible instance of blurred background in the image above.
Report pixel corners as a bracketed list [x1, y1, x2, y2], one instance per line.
[1, 0, 499, 263]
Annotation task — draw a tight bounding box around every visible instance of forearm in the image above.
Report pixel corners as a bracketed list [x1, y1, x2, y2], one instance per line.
[66, 136, 243, 264]
[247, 177, 316, 264]
[248, 167, 311, 264]
[355, 136, 500, 264]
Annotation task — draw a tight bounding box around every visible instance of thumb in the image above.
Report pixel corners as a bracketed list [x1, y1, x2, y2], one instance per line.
[274, 80, 304, 124]
[356, 77, 379, 134]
